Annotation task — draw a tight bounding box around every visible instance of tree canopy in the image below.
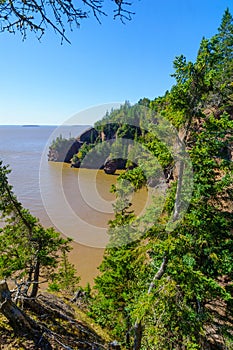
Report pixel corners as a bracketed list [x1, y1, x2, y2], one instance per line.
[89, 9, 233, 349]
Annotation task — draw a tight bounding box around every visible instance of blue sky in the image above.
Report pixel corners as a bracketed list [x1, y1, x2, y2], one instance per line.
[0, 0, 232, 125]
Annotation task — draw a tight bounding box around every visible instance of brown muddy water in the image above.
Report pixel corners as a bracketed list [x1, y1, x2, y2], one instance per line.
[0, 125, 149, 285]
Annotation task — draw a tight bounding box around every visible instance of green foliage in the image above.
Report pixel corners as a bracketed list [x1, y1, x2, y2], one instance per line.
[116, 167, 146, 191]
[50, 134, 76, 152]
[48, 249, 80, 295]
[1, 8, 232, 349]
[84, 282, 92, 298]
[0, 161, 74, 297]
[90, 9, 233, 350]
[90, 243, 147, 345]
[76, 142, 94, 160]
[71, 142, 96, 166]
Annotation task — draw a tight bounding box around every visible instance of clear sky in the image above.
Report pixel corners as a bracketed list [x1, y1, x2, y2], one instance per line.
[0, 0, 232, 125]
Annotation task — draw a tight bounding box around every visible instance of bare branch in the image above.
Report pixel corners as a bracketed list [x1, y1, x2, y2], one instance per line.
[0, 0, 134, 42]
[133, 256, 168, 350]
[83, 0, 107, 24]
[114, 0, 135, 23]
[147, 256, 168, 294]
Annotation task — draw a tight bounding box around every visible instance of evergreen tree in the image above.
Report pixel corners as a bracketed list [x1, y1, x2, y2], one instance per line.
[90, 10, 233, 349]
[0, 161, 73, 298]
[49, 249, 80, 295]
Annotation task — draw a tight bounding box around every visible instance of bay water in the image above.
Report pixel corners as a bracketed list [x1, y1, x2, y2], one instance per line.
[0, 125, 148, 285]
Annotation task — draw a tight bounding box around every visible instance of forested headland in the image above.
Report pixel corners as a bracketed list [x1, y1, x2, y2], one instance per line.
[0, 9, 232, 349]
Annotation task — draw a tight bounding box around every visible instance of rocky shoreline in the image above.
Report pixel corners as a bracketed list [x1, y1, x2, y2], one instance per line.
[48, 127, 133, 175]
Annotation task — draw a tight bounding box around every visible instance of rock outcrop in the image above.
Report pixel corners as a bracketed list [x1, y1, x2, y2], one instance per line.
[48, 140, 82, 163]
[77, 127, 99, 144]
[103, 158, 127, 174]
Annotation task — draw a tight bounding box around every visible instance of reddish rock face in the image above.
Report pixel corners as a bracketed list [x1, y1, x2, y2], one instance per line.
[48, 140, 82, 163]
[104, 159, 118, 174]
[103, 158, 127, 174]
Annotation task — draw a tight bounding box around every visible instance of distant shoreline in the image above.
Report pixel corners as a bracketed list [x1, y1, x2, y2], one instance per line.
[22, 125, 40, 127]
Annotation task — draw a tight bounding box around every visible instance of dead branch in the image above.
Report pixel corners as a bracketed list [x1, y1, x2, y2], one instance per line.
[0, 0, 134, 42]
[114, 0, 135, 23]
[147, 256, 168, 294]
[0, 280, 52, 349]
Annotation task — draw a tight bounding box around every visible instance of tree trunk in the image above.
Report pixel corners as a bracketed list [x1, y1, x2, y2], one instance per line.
[133, 256, 168, 349]
[0, 280, 33, 332]
[133, 321, 143, 350]
[30, 259, 40, 298]
[148, 256, 168, 294]
[0, 280, 52, 349]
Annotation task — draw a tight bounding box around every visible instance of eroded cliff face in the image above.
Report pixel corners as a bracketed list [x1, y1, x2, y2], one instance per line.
[48, 139, 83, 163]
[103, 158, 127, 175]
[48, 127, 99, 164]
[47, 127, 129, 173]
